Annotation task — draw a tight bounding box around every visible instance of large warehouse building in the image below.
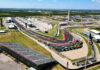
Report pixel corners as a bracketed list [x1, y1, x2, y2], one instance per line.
[0, 42, 55, 70]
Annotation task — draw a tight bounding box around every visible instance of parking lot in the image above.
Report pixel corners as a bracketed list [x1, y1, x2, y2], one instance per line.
[0, 53, 25, 70]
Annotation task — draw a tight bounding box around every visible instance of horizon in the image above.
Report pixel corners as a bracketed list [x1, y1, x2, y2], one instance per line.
[0, 8, 100, 11]
[0, 0, 100, 10]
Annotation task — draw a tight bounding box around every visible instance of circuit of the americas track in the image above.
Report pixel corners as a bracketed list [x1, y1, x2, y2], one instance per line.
[12, 18, 83, 52]
[11, 18, 100, 70]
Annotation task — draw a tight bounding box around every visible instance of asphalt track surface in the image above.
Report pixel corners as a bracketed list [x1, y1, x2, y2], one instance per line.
[12, 18, 76, 46]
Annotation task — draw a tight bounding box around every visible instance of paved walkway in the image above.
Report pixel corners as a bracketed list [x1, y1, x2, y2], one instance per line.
[0, 53, 25, 70]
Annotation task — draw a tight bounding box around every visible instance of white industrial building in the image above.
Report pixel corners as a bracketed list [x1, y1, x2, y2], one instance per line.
[90, 29, 100, 42]
[93, 35, 100, 42]
[90, 29, 100, 35]
[16, 17, 52, 32]
[6, 17, 12, 23]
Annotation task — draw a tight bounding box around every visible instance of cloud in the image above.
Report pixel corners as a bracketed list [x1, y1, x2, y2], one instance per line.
[91, 0, 100, 3]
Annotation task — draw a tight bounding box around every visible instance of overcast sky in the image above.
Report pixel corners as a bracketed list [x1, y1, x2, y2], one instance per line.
[0, 0, 100, 9]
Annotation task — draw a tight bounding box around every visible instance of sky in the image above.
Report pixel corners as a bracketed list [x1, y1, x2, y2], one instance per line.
[0, 0, 100, 9]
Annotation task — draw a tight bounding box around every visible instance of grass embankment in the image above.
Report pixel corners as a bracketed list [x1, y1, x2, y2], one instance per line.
[89, 65, 100, 70]
[52, 65, 65, 70]
[41, 26, 57, 36]
[0, 32, 65, 70]
[93, 41, 100, 53]
[41, 24, 64, 40]
[83, 36, 92, 56]
[90, 27, 100, 31]
[55, 30, 64, 40]
[51, 23, 56, 27]
[71, 57, 85, 62]
[0, 32, 51, 57]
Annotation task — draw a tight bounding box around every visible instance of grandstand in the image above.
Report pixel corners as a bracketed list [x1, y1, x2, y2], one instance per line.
[0, 42, 55, 70]
[82, 31, 90, 37]
[90, 29, 100, 35]
[82, 31, 100, 42]
[64, 29, 73, 42]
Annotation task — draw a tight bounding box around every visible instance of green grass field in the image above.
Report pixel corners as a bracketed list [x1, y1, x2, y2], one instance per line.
[0, 32, 52, 57]
[55, 30, 64, 40]
[41, 26, 64, 40]
[0, 13, 11, 16]
[90, 65, 100, 70]
[41, 26, 57, 36]
[90, 27, 100, 31]
[0, 32, 64, 70]
[93, 41, 100, 53]
[83, 36, 92, 56]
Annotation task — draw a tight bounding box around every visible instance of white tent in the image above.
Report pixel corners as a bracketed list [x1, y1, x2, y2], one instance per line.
[93, 35, 100, 42]
[0, 30, 6, 33]
[8, 24, 16, 29]
[29, 67, 36, 70]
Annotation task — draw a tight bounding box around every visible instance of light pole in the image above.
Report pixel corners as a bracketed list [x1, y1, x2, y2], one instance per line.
[84, 55, 88, 70]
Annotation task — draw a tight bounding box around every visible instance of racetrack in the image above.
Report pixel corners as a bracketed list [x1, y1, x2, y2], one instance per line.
[12, 18, 76, 46]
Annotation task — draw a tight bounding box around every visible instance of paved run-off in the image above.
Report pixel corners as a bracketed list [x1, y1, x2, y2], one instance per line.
[61, 33, 88, 60]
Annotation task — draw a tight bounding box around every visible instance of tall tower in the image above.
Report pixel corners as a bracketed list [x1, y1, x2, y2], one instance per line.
[68, 9, 70, 21]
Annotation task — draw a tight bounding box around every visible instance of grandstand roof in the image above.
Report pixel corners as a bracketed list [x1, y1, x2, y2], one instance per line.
[0, 42, 54, 66]
[94, 35, 100, 39]
[90, 29, 100, 34]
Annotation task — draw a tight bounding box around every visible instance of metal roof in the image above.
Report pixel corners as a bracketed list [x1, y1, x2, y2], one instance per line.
[90, 29, 100, 34]
[0, 42, 54, 66]
[94, 35, 100, 39]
